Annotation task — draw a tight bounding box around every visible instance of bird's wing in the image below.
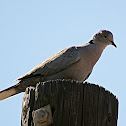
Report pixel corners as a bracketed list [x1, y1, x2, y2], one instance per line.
[17, 46, 80, 80]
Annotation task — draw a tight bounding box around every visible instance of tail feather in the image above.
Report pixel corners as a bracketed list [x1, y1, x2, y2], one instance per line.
[0, 83, 21, 101]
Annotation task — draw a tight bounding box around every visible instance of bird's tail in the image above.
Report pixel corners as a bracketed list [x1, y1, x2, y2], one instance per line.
[0, 83, 22, 101]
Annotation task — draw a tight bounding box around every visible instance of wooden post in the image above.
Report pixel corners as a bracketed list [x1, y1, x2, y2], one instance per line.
[21, 80, 118, 126]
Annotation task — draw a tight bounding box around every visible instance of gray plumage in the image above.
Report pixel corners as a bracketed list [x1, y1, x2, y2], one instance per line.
[0, 30, 117, 100]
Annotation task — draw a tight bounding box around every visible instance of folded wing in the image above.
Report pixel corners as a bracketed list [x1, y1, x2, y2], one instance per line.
[17, 46, 80, 80]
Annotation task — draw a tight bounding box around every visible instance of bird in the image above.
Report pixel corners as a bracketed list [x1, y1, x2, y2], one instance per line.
[0, 30, 117, 101]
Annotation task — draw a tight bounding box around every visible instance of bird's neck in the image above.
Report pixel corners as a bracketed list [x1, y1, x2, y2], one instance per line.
[91, 42, 108, 66]
[95, 39, 108, 50]
[82, 42, 106, 66]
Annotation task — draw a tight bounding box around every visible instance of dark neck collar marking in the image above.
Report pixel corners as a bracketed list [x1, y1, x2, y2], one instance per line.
[89, 40, 95, 44]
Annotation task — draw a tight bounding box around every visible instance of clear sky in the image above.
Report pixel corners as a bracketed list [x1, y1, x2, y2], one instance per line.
[0, 0, 125, 125]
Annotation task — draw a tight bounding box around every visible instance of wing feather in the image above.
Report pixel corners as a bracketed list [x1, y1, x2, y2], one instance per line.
[17, 46, 80, 80]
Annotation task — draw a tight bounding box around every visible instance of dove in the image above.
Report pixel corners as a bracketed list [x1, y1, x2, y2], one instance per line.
[0, 30, 117, 101]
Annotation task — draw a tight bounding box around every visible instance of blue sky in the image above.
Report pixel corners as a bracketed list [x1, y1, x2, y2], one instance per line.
[0, 0, 125, 125]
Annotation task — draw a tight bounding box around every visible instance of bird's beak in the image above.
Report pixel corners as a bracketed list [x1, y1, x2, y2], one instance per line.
[110, 40, 117, 48]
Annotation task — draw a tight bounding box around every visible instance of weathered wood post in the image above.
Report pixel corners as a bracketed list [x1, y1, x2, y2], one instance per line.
[21, 80, 118, 126]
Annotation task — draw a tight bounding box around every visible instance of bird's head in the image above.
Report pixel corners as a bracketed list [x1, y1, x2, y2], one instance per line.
[93, 30, 117, 48]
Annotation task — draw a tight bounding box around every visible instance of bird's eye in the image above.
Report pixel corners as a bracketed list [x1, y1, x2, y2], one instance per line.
[104, 36, 107, 38]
